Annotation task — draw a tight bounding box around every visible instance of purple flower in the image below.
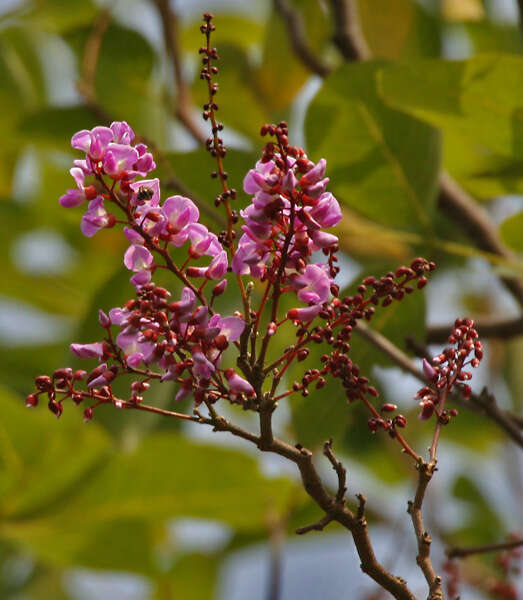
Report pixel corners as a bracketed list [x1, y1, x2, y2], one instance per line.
[70, 342, 104, 359]
[291, 264, 331, 305]
[72, 126, 113, 159]
[81, 197, 112, 237]
[192, 350, 215, 379]
[287, 305, 322, 322]
[299, 158, 326, 187]
[170, 287, 196, 318]
[59, 167, 96, 208]
[103, 143, 139, 178]
[208, 314, 245, 342]
[243, 160, 278, 194]
[163, 195, 199, 232]
[124, 245, 153, 272]
[110, 121, 135, 145]
[225, 368, 255, 398]
[307, 192, 342, 228]
[206, 251, 228, 280]
[129, 178, 160, 208]
[133, 143, 156, 176]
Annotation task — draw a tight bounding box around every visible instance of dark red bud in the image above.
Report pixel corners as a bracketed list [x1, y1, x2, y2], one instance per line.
[381, 403, 397, 413]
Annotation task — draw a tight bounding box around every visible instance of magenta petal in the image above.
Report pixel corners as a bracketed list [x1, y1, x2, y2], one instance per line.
[124, 245, 153, 272]
[126, 352, 144, 368]
[70, 342, 104, 359]
[217, 316, 245, 341]
[71, 130, 91, 152]
[130, 270, 152, 287]
[60, 189, 85, 208]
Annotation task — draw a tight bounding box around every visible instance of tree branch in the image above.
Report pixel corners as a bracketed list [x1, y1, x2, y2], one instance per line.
[427, 315, 523, 344]
[446, 538, 523, 560]
[152, 0, 206, 144]
[273, 0, 331, 77]
[439, 172, 523, 307]
[408, 463, 444, 600]
[328, 0, 371, 62]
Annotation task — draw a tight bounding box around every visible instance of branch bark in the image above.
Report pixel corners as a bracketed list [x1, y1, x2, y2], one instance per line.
[438, 173, 523, 307]
[408, 463, 444, 600]
[328, 0, 370, 61]
[273, 0, 331, 77]
[446, 538, 523, 560]
[427, 316, 523, 344]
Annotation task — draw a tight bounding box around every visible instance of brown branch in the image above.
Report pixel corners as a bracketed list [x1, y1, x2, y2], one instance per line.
[518, 0, 523, 35]
[323, 438, 348, 503]
[152, 0, 205, 144]
[427, 315, 523, 344]
[328, 0, 370, 62]
[192, 405, 418, 600]
[356, 320, 425, 380]
[296, 514, 333, 535]
[446, 538, 523, 560]
[408, 463, 444, 600]
[439, 173, 523, 307]
[273, 0, 331, 77]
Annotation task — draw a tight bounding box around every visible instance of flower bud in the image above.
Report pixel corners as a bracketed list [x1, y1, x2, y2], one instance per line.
[25, 393, 38, 407]
[98, 309, 111, 328]
[381, 403, 397, 413]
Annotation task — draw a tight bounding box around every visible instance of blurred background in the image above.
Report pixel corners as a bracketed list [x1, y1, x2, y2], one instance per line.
[1, 0, 522, 598]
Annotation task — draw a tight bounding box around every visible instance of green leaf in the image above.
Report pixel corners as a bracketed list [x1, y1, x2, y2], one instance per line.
[500, 211, 523, 253]
[18, 106, 99, 148]
[16, 0, 99, 34]
[155, 553, 218, 600]
[0, 387, 110, 518]
[306, 61, 441, 232]
[378, 54, 523, 161]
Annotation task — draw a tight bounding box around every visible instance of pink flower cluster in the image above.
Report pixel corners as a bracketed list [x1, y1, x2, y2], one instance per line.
[233, 131, 342, 320]
[68, 282, 249, 407]
[60, 122, 155, 237]
[59, 121, 227, 290]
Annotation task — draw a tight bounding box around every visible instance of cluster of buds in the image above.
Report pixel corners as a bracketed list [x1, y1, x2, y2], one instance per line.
[416, 318, 482, 422]
[489, 535, 522, 600]
[28, 279, 256, 420]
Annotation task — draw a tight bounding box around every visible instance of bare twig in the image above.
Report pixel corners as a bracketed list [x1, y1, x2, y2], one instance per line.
[427, 315, 523, 344]
[408, 463, 444, 600]
[273, 0, 331, 77]
[446, 538, 523, 560]
[328, 0, 370, 61]
[296, 514, 333, 535]
[152, 0, 206, 144]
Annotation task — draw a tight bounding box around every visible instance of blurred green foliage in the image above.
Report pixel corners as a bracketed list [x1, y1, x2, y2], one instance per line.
[1, 0, 522, 598]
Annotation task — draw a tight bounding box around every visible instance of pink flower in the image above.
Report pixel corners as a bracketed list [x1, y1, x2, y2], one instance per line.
[225, 368, 255, 398]
[103, 143, 139, 178]
[291, 264, 331, 305]
[59, 167, 97, 208]
[243, 160, 279, 194]
[163, 195, 199, 232]
[81, 197, 113, 237]
[287, 305, 322, 322]
[124, 244, 153, 272]
[110, 121, 134, 144]
[208, 314, 245, 342]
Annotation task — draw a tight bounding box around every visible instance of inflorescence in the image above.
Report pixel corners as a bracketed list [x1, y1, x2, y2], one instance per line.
[27, 13, 481, 456]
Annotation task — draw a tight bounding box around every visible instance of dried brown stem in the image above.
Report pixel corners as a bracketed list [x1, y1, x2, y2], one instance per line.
[273, 0, 331, 77]
[408, 463, 444, 600]
[153, 0, 205, 144]
[427, 316, 523, 344]
[446, 538, 523, 560]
